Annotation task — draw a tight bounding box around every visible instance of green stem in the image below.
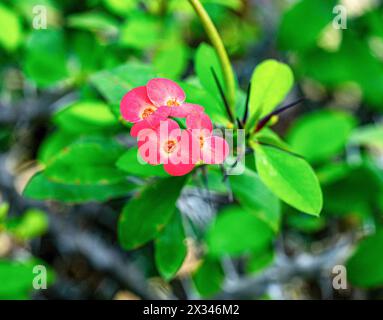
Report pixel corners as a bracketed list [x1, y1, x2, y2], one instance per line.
[188, 0, 236, 119]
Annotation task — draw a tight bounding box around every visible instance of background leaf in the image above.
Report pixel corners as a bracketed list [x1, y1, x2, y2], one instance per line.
[0, 4, 22, 51]
[23, 172, 135, 204]
[45, 137, 126, 185]
[278, 0, 337, 51]
[116, 147, 169, 178]
[192, 257, 223, 298]
[24, 29, 68, 87]
[347, 230, 383, 288]
[118, 176, 186, 250]
[155, 210, 187, 280]
[230, 169, 281, 232]
[287, 109, 356, 163]
[91, 62, 156, 115]
[206, 206, 274, 257]
[54, 100, 118, 133]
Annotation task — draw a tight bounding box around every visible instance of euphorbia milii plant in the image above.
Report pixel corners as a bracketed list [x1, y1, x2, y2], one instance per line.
[120, 78, 230, 176]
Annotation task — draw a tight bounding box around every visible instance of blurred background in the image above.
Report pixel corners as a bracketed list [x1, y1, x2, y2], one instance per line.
[1, 0, 383, 300]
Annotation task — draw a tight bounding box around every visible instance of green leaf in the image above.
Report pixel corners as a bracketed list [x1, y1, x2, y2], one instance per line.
[24, 29, 68, 87]
[116, 147, 169, 178]
[0, 4, 22, 51]
[316, 162, 351, 186]
[254, 128, 291, 150]
[155, 210, 187, 280]
[0, 259, 54, 299]
[90, 62, 156, 116]
[45, 137, 125, 185]
[346, 230, 383, 288]
[202, 0, 243, 11]
[38, 130, 77, 165]
[278, 0, 337, 51]
[180, 82, 229, 126]
[154, 43, 188, 79]
[120, 13, 161, 50]
[246, 249, 275, 274]
[23, 172, 135, 203]
[286, 212, 326, 233]
[118, 176, 186, 250]
[54, 100, 118, 134]
[103, 0, 139, 15]
[287, 110, 356, 163]
[350, 124, 383, 149]
[67, 12, 118, 36]
[6, 209, 48, 240]
[0, 203, 9, 222]
[248, 60, 294, 126]
[230, 169, 281, 232]
[323, 165, 381, 219]
[192, 257, 224, 298]
[195, 43, 225, 103]
[254, 144, 323, 216]
[206, 206, 274, 257]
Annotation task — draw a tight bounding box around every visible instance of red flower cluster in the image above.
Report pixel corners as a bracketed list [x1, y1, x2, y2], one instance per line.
[120, 78, 229, 176]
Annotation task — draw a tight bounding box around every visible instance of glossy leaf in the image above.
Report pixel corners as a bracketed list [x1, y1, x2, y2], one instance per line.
[91, 61, 156, 115]
[118, 176, 186, 250]
[195, 43, 225, 103]
[192, 257, 224, 298]
[155, 211, 187, 280]
[0, 4, 22, 51]
[278, 0, 337, 51]
[116, 147, 169, 178]
[67, 12, 118, 35]
[248, 60, 294, 125]
[24, 29, 68, 87]
[38, 131, 77, 165]
[23, 172, 135, 204]
[45, 137, 126, 185]
[54, 100, 118, 133]
[347, 230, 383, 288]
[206, 206, 274, 257]
[230, 169, 281, 232]
[255, 144, 323, 216]
[287, 110, 356, 163]
[0, 259, 54, 299]
[154, 43, 188, 79]
[246, 249, 275, 274]
[120, 14, 161, 50]
[6, 209, 48, 240]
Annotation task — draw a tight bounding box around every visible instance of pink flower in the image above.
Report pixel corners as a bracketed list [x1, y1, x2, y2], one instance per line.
[120, 77, 229, 176]
[187, 113, 229, 164]
[147, 78, 204, 117]
[137, 119, 200, 176]
[121, 79, 204, 126]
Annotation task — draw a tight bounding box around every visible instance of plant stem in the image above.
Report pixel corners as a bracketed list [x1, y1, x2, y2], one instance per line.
[188, 0, 236, 118]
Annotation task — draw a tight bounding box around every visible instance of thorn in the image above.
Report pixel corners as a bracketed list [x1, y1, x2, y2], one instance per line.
[242, 81, 252, 125]
[211, 67, 235, 123]
[257, 141, 305, 159]
[255, 98, 305, 133]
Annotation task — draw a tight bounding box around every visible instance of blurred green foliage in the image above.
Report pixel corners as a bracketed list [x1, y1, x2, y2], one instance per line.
[1, 0, 383, 299]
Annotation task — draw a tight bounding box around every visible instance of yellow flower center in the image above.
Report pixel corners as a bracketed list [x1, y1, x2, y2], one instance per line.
[166, 99, 180, 107]
[164, 140, 177, 154]
[199, 135, 205, 148]
[141, 106, 156, 119]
